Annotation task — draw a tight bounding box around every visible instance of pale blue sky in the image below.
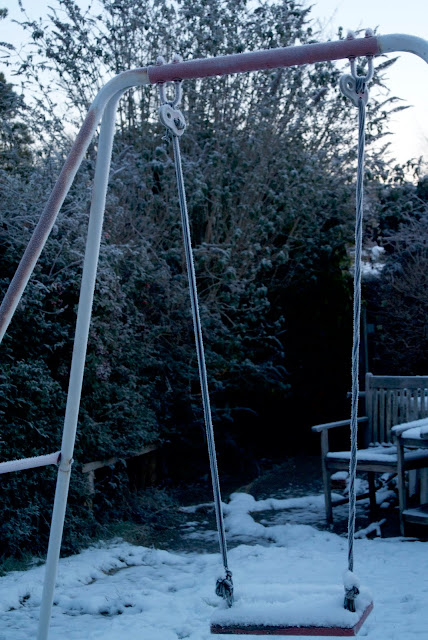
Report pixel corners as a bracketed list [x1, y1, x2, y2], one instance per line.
[2, 0, 428, 165]
[305, 0, 428, 166]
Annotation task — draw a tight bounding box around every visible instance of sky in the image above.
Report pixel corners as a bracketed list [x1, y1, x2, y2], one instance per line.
[2, 0, 428, 165]
[305, 0, 428, 166]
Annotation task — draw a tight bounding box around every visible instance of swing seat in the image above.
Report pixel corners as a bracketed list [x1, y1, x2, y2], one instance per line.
[210, 584, 373, 636]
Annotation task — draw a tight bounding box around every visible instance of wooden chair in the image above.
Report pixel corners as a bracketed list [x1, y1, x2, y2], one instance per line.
[312, 373, 428, 523]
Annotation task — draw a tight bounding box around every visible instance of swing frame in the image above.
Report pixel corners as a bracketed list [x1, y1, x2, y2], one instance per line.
[0, 32, 427, 640]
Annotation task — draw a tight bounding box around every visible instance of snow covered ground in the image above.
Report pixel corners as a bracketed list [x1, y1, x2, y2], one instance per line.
[1, 491, 427, 639]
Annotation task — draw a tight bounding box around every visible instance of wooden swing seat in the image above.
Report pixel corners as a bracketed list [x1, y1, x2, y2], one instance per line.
[210, 584, 373, 636]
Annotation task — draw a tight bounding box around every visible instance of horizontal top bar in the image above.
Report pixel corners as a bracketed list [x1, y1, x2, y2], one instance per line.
[148, 36, 380, 83]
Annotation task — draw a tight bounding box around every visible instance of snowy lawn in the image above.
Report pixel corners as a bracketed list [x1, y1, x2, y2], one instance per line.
[1, 492, 427, 639]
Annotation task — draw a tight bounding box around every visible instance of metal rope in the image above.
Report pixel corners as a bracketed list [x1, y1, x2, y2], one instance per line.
[157, 67, 233, 607]
[347, 95, 365, 590]
[339, 53, 373, 612]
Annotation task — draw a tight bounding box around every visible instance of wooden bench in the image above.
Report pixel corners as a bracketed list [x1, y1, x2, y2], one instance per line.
[82, 444, 159, 497]
[312, 373, 428, 523]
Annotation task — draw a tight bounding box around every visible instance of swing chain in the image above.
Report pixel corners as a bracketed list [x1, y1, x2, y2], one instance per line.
[339, 48, 373, 613]
[156, 55, 234, 609]
[344, 584, 360, 613]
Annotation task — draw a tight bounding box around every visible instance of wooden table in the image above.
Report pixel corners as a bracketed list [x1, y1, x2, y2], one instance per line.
[395, 422, 428, 535]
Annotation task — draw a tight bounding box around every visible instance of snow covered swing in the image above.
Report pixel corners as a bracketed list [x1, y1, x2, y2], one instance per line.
[0, 32, 427, 640]
[156, 38, 375, 636]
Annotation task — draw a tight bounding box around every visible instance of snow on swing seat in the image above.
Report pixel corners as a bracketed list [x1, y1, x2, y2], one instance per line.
[210, 583, 373, 636]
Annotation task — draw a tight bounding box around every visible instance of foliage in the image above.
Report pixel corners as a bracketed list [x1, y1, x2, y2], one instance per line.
[366, 174, 428, 375]
[0, 0, 409, 558]
[0, 71, 32, 171]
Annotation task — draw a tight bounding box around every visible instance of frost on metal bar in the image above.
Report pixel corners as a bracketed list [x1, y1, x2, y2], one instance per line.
[0, 451, 61, 474]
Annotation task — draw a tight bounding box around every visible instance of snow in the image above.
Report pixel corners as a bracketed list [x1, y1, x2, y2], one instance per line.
[1, 491, 428, 639]
[343, 570, 360, 591]
[327, 446, 398, 462]
[361, 244, 385, 277]
[331, 471, 348, 481]
[391, 417, 428, 437]
[211, 584, 372, 630]
[395, 424, 428, 441]
[354, 519, 387, 539]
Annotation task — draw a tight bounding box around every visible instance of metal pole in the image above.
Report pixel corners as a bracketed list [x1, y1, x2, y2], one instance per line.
[147, 34, 428, 84]
[37, 89, 124, 640]
[378, 33, 428, 62]
[147, 36, 380, 83]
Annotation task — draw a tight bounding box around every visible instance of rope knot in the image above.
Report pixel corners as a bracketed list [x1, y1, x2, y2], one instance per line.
[339, 52, 373, 107]
[343, 570, 360, 612]
[339, 74, 369, 107]
[159, 103, 186, 137]
[216, 571, 234, 608]
[344, 584, 360, 612]
[355, 77, 366, 96]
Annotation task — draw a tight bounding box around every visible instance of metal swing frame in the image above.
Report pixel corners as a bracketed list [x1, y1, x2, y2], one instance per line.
[0, 32, 427, 640]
